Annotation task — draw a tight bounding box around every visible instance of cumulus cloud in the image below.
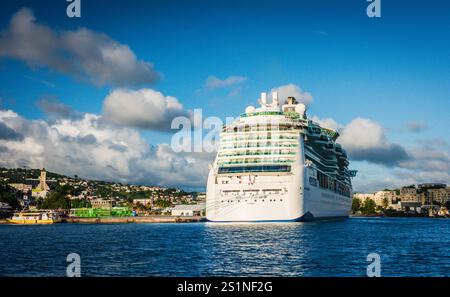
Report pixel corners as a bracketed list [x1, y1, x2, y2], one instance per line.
[354, 167, 450, 193]
[37, 96, 79, 119]
[310, 116, 342, 132]
[0, 109, 211, 189]
[338, 118, 410, 166]
[308, 116, 448, 192]
[399, 146, 450, 172]
[406, 121, 428, 133]
[205, 75, 247, 89]
[271, 84, 313, 106]
[102, 88, 188, 131]
[0, 122, 24, 141]
[0, 8, 159, 87]
[350, 144, 450, 192]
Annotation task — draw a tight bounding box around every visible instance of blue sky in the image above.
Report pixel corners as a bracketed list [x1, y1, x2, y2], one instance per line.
[0, 0, 449, 191]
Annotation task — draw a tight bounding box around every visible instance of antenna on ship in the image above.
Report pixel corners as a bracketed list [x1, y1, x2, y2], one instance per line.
[272, 91, 279, 107]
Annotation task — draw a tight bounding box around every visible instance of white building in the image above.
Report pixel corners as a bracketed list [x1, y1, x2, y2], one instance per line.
[171, 203, 205, 217]
[0, 202, 12, 210]
[354, 191, 397, 207]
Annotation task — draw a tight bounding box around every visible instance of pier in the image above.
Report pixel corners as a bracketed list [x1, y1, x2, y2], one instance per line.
[0, 216, 206, 224]
[63, 215, 206, 224]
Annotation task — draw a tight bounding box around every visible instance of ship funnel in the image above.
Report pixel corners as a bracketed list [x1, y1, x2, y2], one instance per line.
[272, 91, 278, 102]
[260, 92, 267, 105]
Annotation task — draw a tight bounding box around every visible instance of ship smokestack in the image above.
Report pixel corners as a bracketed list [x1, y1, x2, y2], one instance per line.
[260, 92, 267, 105]
[272, 91, 278, 102]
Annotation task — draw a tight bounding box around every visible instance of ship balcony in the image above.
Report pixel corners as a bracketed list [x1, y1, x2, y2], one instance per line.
[220, 139, 298, 146]
[222, 126, 299, 133]
[220, 135, 299, 142]
[219, 150, 296, 156]
[218, 159, 294, 166]
[220, 130, 300, 137]
[220, 143, 298, 150]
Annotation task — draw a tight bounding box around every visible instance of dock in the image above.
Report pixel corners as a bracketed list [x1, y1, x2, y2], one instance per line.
[0, 216, 206, 224]
[62, 215, 206, 224]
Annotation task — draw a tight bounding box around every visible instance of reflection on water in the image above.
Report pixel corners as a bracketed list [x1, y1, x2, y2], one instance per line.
[0, 218, 449, 276]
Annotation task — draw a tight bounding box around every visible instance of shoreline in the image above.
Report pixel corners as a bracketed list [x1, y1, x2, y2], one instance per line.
[0, 216, 206, 225]
[350, 214, 449, 219]
[3, 215, 449, 225]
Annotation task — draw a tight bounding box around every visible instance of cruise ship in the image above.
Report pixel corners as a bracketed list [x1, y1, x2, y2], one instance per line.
[206, 92, 356, 222]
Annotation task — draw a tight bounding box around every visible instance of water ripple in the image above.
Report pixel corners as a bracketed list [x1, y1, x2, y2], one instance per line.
[0, 218, 449, 276]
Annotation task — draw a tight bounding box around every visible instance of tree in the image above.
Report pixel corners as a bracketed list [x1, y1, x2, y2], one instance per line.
[351, 198, 361, 214]
[154, 199, 171, 208]
[0, 183, 20, 210]
[71, 198, 91, 208]
[361, 198, 377, 215]
[40, 192, 70, 209]
[382, 197, 389, 209]
[445, 201, 450, 210]
[135, 202, 146, 211]
[36, 197, 44, 209]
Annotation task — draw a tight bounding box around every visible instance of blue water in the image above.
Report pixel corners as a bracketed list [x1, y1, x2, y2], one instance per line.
[0, 217, 449, 276]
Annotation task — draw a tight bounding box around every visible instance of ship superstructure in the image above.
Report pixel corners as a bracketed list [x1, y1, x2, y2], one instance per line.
[206, 92, 356, 222]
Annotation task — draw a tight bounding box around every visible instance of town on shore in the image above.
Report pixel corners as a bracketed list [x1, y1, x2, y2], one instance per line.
[352, 184, 450, 218]
[1, 167, 449, 223]
[0, 168, 206, 223]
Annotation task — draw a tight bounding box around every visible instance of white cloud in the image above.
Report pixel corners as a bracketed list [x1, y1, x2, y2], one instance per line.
[0, 109, 211, 189]
[102, 88, 187, 131]
[0, 8, 159, 87]
[37, 96, 78, 119]
[271, 84, 313, 106]
[338, 118, 409, 166]
[339, 118, 386, 150]
[310, 116, 342, 131]
[205, 75, 247, 89]
[332, 118, 449, 192]
[353, 167, 450, 193]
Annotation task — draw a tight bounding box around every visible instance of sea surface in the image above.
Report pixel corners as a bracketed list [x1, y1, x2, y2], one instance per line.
[1, 217, 449, 277]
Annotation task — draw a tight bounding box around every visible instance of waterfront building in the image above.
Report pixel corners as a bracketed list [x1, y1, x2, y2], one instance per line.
[353, 190, 396, 207]
[0, 202, 12, 219]
[353, 193, 376, 206]
[399, 186, 421, 203]
[90, 198, 115, 209]
[206, 92, 355, 222]
[375, 191, 397, 205]
[171, 203, 205, 217]
[418, 183, 448, 204]
[0, 202, 11, 210]
[427, 188, 449, 205]
[391, 201, 422, 213]
[8, 183, 32, 193]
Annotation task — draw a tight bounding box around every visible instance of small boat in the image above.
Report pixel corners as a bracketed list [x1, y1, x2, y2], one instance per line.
[7, 211, 59, 225]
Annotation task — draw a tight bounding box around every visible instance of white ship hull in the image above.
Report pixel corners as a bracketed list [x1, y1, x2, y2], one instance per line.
[206, 170, 352, 222]
[206, 137, 352, 222]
